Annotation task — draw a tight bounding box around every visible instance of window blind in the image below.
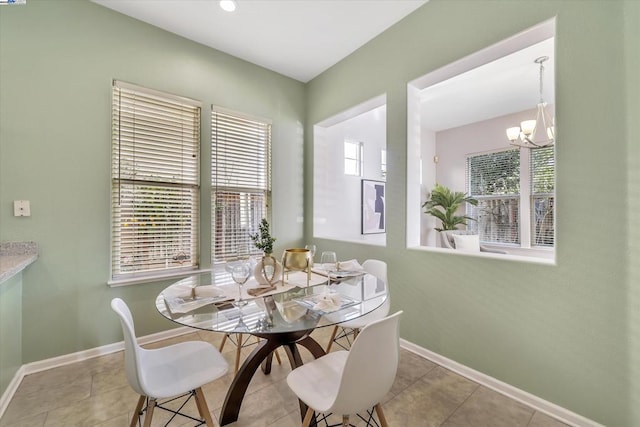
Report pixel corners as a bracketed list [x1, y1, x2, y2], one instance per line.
[111, 81, 200, 279]
[211, 108, 271, 265]
[467, 149, 521, 244]
[531, 146, 555, 246]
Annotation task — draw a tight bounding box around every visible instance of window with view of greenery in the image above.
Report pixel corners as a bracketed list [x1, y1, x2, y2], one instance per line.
[531, 146, 555, 246]
[466, 147, 554, 248]
[211, 108, 272, 267]
[110, 81, 201, 281]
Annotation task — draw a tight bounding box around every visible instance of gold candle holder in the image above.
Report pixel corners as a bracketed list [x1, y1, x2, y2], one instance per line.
[281, 248, 311, 286]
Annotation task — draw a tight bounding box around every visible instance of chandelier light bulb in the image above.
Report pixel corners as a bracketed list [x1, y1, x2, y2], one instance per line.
[220, 0, 237, 12]
[506, 56, 555, 148]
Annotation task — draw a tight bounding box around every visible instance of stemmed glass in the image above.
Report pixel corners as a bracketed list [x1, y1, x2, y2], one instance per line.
[231, 263, 251, 307]
[320, 251, 337, 290]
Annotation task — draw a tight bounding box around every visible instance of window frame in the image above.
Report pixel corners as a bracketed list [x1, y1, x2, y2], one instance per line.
[109, 80, 202, 284]
[344, 139, 363, 176]
[466, 146, 555, 249]
[211, 106, 272, 274]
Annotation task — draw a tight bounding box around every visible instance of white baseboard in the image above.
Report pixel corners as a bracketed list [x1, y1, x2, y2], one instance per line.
[400, 339, 603, 427]
[0, 365, 26, 419]
[0, 326, 192, 419]
[1, 329, 602, 427]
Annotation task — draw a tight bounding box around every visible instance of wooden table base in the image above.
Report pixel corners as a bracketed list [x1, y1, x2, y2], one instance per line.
[219, 330, 326, 426]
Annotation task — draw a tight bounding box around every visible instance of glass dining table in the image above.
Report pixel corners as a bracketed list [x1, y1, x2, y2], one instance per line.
[155, 270, 388, 426]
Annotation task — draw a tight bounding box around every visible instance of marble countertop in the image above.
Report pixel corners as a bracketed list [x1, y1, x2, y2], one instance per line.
[0, 242, 38, 284]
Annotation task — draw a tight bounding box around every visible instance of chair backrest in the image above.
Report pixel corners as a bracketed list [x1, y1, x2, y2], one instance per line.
[332, 311, 402, 415]
[362, 259, 387, 283]
[110, 298, 146, 396]
[362, 258, 390, 315]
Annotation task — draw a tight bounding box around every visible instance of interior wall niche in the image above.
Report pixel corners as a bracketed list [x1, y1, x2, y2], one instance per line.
[313, 95, 387, 246]
[406, 19, 556, 263]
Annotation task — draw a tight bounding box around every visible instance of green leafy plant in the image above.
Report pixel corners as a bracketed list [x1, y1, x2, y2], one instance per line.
[250, 218, 276, 255]
[422, 183, 478, 231]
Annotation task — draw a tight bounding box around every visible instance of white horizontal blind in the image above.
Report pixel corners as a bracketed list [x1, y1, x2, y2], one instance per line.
[211, 108, 271, 265]
[111, 81, 200, 279]
[467, 149, 521, 244]
[530, 146, 555, 247]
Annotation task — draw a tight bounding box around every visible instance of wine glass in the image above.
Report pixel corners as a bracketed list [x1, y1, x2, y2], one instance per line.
[320, 251, 337, 289]
[231, 263, 251, 307]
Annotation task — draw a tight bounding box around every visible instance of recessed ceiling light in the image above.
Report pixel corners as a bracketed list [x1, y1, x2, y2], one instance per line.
[219, 0, 237, 12]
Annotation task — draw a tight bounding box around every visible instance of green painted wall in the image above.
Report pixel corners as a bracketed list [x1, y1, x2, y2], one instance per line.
[304, 1, 637, 425]
[0, 0, 305, 365]
[1, 0, 639, 425]
[0, 274, 22, 395]
[625, 0, 640, 425]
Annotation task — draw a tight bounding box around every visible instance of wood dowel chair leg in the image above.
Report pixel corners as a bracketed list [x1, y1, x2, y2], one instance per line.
[142, 398, 156, 427]
[234, 333, 243, 373]
[302, 407, 314, 427]
[374, 403, 389, 427]
[274, 348, 282, 365]
[326, 326, 339, 352]
[130, 395, 146, 427]
[342, 414, 349, 427]
[219, 333, 228, 352]
[194, 387, 215, 427]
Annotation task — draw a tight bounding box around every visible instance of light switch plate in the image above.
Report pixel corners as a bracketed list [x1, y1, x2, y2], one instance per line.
[14, 200, 30, 217]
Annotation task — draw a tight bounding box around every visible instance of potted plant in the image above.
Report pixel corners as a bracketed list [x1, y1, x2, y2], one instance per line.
[422, 183, 478, 231]
[250, 218, 276, 255]
[249, 219, 281, 285]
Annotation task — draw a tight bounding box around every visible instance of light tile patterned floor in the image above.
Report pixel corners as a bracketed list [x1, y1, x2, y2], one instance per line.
[0, 327, 569, 426]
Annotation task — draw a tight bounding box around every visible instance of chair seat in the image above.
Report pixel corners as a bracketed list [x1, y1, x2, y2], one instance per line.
[287, 351, 349, 413]
[139, 340, 228, 399]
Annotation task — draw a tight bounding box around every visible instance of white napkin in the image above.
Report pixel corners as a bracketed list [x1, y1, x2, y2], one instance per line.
[193, 285, 225, 298]
[311, 259, 364, 276]
[163, 283, 195, 299]
[336, 259, 364, 272]
[313, 292, 342, 312]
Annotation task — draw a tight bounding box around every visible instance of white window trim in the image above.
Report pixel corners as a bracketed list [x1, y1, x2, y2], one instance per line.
[109, 80, 202, 284]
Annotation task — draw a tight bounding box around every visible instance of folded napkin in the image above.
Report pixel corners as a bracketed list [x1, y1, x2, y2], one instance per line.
[193, 285, 225, 298]
[313, 292, 342, 312]
[163, 284, 228, 314]
[163, 283, 195, 299]
[247, 286, 276, 297]
[311, 259, 364, 276]
[336, 259, 364, 272]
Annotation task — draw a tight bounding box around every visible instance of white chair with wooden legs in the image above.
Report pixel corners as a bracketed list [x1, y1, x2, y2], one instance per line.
[219, 333, 282, 373]
[326, 259, 390, 352]
[287, 311, 403, 427]
[111, 298, 229, 427]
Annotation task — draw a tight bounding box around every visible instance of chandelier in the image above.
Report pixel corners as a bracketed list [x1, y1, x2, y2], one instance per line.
[506, 56, 555, 148]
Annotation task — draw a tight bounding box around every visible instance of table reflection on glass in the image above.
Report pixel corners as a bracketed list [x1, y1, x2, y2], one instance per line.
[155, 271, 388, 426]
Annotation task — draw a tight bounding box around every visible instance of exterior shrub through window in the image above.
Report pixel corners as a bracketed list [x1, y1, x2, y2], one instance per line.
[466, 146, 554, 248]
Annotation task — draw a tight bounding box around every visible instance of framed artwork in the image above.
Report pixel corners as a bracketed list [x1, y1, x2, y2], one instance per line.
[361, 179, 386, 234]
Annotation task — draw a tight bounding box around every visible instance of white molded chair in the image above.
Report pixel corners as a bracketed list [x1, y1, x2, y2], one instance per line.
[326, 259, 390, 352]
[111, 298, 229, 427]
[287, 311, 403, 427]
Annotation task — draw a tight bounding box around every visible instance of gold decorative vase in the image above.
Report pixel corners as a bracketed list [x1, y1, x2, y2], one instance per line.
[281, 248, 311, 286]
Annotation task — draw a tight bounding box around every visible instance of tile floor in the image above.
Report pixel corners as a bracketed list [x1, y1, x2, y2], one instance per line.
[0, 327, 570, 427]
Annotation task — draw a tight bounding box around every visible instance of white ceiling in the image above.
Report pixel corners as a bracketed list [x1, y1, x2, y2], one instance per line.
[420, 37, 555, 131]
[92, 0, 427, 83]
